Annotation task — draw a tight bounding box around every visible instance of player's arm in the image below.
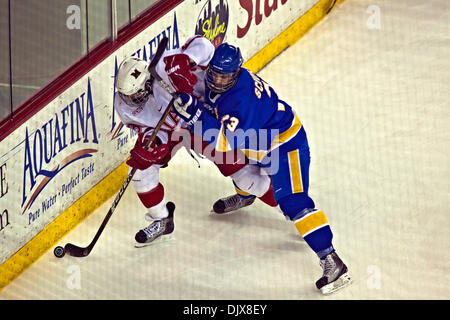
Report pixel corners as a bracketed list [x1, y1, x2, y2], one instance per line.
[115, 100, 171, 170]
[126, 129, 170, 170]
[163, 53, 197, 94]
[171, 93, 208, 127]
[181, 35, 215, 67]
[161, 36, 214, 94]
[215, 106, 257, 153]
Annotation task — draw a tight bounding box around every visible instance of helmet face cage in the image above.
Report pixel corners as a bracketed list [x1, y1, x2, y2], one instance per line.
[206, 66, 240, 93]
[119, 80, 152, 108]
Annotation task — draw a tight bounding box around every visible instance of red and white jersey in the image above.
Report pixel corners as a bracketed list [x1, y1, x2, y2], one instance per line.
[114, 36, 215, 141]
[114, 92, 182, 143]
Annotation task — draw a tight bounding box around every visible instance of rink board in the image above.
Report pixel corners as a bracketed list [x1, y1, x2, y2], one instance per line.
[0, 0, 342, 290]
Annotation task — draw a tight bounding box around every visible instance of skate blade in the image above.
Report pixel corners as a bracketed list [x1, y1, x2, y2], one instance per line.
[134, 234, 175, 248]
[210, 209, 227, 214]
[209, 209, 242, 215]
[320, 273, 352, 295]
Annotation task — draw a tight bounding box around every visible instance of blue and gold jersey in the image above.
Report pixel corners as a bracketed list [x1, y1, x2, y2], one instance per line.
[203, 68, 304, 163]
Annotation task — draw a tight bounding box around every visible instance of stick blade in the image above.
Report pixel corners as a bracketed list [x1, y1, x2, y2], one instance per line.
[64, 243, 91, 257]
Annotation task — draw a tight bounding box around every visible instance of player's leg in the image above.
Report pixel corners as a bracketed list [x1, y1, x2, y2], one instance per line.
[212, 187, 256, 214]
[212, 164, 278, 213]
[187, 133, 251, 212]
[271, 130, 351, 294]
[130, 164, 175, 246]
[209, 149, 278, 213]
[188, 131, 277, 213]
[186, 114, 256, 212]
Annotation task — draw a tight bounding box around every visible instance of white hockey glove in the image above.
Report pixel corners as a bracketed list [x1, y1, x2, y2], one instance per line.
[173, 93, 204, 126]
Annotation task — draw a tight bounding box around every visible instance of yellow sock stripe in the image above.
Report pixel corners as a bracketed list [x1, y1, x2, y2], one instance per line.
[288, 150, 303, 193]
[234, 185, 251, 197]
[294, 210, 328, 237]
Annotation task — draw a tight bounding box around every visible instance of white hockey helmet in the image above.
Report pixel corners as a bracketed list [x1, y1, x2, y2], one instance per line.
[116, 57, 153, 107]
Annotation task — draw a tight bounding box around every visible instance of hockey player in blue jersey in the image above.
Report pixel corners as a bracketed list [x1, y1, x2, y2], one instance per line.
[171, 43, 352, 294]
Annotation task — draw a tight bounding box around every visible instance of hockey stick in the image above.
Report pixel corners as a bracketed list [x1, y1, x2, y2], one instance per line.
[56, 38, 170, 258]
[148, 57, 176, 97]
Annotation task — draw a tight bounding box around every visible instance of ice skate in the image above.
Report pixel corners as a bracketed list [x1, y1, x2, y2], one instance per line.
[315, 252, 352, 295]
[212, 194, 256, 214]
[135, 202, 175, 247]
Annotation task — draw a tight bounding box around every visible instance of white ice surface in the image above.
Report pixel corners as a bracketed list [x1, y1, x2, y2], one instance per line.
[1, 0, 449, 300]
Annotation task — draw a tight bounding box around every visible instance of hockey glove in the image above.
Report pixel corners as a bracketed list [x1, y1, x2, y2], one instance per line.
[126, 143, 170, 170]
[163, 53, 198, 94]
[173, 93, 204, 126]
[133, 128, 156, 149]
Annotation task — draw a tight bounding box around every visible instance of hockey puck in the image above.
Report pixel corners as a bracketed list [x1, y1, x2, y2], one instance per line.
[54, 246, 65, 258]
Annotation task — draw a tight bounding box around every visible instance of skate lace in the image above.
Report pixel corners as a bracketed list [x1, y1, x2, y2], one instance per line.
[224, 195, 241, 208]
[143, 221, 162, 236]
[321, 255, 336, 278]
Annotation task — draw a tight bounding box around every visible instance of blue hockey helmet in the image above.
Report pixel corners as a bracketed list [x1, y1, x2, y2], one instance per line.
[206, 43, 243, 93]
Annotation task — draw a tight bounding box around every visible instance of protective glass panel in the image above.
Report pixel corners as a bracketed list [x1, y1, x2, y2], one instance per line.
[0, 1, 10, 121]
[10, 0, 83, 109]
[86, 0, 110, 50]
[116, 0, 132, 28]
[131, 0, 160, 19]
